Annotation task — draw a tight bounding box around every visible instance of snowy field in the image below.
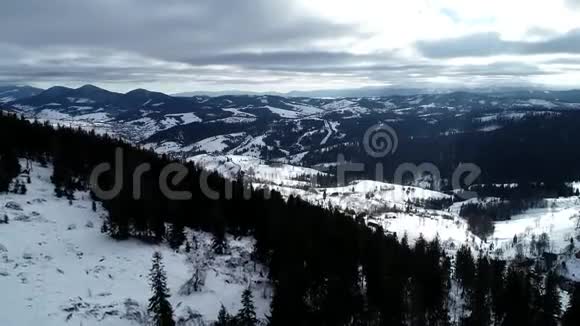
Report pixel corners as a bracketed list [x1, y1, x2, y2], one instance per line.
[0, 162, 271, 326]
[189, 154, 325, 188]
[261, 179, 473, 246]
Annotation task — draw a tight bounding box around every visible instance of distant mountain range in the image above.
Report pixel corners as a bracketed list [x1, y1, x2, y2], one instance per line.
[4, 82, 580, 192]
[2, 83, 578, 99]
[172, 86, 450, 98]
[0, 85, 44, 102]
[3, 83, 580, 166]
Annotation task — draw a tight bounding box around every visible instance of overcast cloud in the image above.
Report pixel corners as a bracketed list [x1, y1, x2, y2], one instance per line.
[2, 0, 580, 92]
[416, 30, 580, 58]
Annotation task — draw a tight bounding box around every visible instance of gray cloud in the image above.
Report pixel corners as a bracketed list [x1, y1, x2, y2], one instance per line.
[1, 0, 579, 90]
[0, 43, 561, 91]
[442, 62, 552, 77]
[182, 51, 388, 67]
[416, 29, 580, 58]
[0, 0, 379, 90]
[0, 0, 362, 61]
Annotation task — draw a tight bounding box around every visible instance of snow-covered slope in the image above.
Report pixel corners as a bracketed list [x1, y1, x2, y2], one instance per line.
[189, 154, 325, 188]
[0, 86, 43, 103]
[191, 154, 580, 281]
[261, 180, 472, 245]
[0, 162, 271, 326]
[190, 154, 471, 245]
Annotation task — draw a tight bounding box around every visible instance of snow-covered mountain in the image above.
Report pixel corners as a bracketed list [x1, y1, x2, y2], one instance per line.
[0, 85, 43, 103]
[5, 85, 580, 162]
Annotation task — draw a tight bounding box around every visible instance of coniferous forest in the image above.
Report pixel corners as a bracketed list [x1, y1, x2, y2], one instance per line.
[1, 110, 580, 325]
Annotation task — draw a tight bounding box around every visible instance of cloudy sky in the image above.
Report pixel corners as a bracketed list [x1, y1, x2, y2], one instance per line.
[2, 0, 580, 93]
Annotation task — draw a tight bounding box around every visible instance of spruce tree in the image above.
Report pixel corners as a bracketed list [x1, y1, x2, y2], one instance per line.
[465, 254, 491, 326]
[538, 272, 561, 326]
[168, 223, 185, 250]
[214, 304, 232, 326]
[148, 252, 175, 326]
[236, 288, 258, 326]
[0, 149, 20, 192]
[12, 179, 21, 194]
[211, 205, 228, 255]
[455, 245, 476, 296]
[502, 268, 532, 326]
[563, 284, 580, 326]
[212, 229, 228, 255]
[489, 259, 506, 325]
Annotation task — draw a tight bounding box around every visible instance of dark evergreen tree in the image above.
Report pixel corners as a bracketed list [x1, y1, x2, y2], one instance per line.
[54, 186, 64, 198]
[465, 254, 491, 326]
[148, 252, 175, 326]
[455, 245, 476, 296]
[211, 210, 228, 255]
[100, 220, 109, 234]
[489, 259, 506, 326]
[214, 305, 232, 326]
[236, 288, 258, 326]
[502, 267, 532, 326]
[563, 284, 580, 326]
[536, 272, 561, 326]
[168, 223, 185, 250]
[0, 149, 20, 192]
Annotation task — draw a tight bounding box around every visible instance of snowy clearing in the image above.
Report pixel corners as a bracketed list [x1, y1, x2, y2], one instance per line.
[0, 162, 271, 326]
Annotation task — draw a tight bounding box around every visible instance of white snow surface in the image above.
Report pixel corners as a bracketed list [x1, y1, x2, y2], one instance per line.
[164, 112, 202, 125]
[264, 106, 299, 118]
[151, 141, 195, 155]
[283, 102, 324, 115]
[0, 161, 271, 326]
[229, 135, 266, 158]
[0, 96, 16, 102]
[193, 133, 246, 154]
[189, 154, 324, 188]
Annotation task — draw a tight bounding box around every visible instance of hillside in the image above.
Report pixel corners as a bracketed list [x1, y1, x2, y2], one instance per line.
[191, 153, 580, 282]
[0, 161, 271, 325]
